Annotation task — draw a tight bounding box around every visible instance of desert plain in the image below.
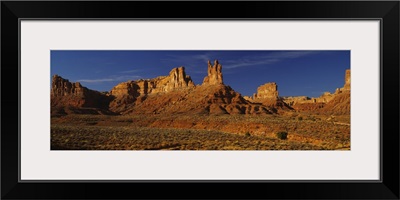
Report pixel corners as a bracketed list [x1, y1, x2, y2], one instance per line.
[51, 60, 350, 150]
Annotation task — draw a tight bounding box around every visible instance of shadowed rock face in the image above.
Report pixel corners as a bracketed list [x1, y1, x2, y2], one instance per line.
[51, 75, 84, 97]
[51, 75, 112, 109]
[203, 60, 223, 85]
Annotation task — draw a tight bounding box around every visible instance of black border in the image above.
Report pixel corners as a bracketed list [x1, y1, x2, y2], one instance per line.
[2, 1, 399, 199]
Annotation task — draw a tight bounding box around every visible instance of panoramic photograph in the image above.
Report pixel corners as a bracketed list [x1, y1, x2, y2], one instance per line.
[51, 50, 350, 150]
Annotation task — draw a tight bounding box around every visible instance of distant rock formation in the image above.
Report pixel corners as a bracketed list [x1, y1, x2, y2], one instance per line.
[51, 75, 111, 109]
[168, 67, 196, 90]
[282, 69, 350, 115]
[51, 75, 84, 97]
[111, 66, 194, 97]
[51, 75, 113, 116]
[247, 82, 291, 110]
[281, 96, 311, 106]
[335, 69, 351, 94]
[322, 69, 350, 115]
[243, 96, 253, 102]
[321, 92, 350, 115]
[344, 69, 351, 91]
[315, 92, 335, 103]
[51, 62, 349, 117]
[203, 60, 223, 85]
[253, 82, 279, 100]
[283, 92, 335, 106]
[111, 67, 192, 96]
[117, 61, 274, 115]
[110, 67, 195, 112]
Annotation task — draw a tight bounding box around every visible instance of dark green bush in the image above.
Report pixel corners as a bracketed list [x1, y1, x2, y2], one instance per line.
[245, 132, 251, 137]
[276, 131, 288, 140]
[297, 116, 303, 121]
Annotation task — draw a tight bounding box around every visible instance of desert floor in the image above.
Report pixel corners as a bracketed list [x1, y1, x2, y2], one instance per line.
[51, 113, 350, 150]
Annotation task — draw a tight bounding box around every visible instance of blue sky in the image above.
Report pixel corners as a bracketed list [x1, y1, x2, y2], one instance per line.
[51, 50, 350, 97]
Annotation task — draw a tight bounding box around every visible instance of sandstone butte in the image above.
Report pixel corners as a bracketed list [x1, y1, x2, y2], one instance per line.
[51, 75, 112, 109]
[281, 69, 351, 115]
[51, 60, 350, 116]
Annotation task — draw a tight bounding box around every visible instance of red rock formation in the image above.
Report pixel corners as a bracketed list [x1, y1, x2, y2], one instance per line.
[281, 96, 311, 106]
[167, 67, 195, 90]
[203, 60, 223, 85]
[114, 61, 275, 115]
[123, 84, 274, 115]
[52, 61, 298, 116]
[51, 75, 85, 97]
[250, 82, 291, 110]
[343, 69, 351, 91]
[51, 75, 111, 109]
[109, 67, 195, 113]
[322, 69, 350, 115]
[253, 82, 279, 100]
[282, 69, 350, 115]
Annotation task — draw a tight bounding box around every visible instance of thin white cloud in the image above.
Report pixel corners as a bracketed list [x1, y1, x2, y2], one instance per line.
[162, 52, 220, 68]
[224, 59, 280, 69]
[162, 51, 318, 70]
[223, 51, 317, 69]
[76, 75, 142, 83]
[118, 69, 142, 74]
[76, 78, 115, 83]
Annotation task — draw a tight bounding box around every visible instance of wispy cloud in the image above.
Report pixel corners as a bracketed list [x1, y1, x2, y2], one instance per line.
[76, 75, 142, 83]
[223, 51, 317, 69]
[118, 69, 142, 74]
[161, 52, 220, 69]
[77, 78, 116, 83]
[224, 59, 279, 69]
[161, 51, 317, 70]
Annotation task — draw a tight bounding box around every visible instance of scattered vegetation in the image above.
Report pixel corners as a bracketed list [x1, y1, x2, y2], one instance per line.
[276, 131, 288, 140]
[297, 116, 303, 121]
[51, 113, 350, 150]
[51, 125, 327, 150]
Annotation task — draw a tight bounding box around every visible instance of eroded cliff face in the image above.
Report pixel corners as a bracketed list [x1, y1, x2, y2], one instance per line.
[281, 96, 310, 106]
[281, 69, 351, 115]
[110, 67, 194, 97]
[322, 69, 350, 115]
[52, 61, 349, 117]
[51, 75, 84, 97]
[283, 92, 335, 106]
[246, 82, 291, 110]
[336, 69, 351, 93]
[51, 75, 111, 109]
[203, 60, 223, 85]
[253, 82, 279, 100]
[50, 75, 114, 116]
[109, 60, 276, 115]
[109, 67, 195, 113]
